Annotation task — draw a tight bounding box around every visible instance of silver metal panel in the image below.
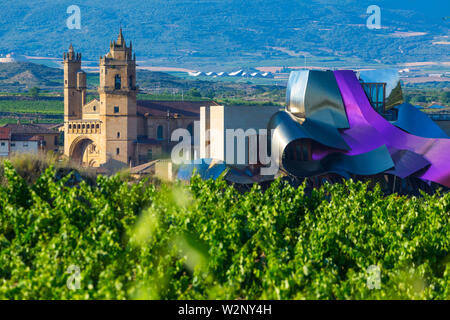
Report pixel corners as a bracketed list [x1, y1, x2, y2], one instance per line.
[286, 70, 309, 116]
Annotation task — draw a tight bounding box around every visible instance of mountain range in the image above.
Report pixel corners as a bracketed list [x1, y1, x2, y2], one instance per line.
[0, 0, 449, 69]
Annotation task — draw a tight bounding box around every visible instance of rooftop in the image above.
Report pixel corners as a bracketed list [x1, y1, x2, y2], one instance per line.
[2, 123, 58, 135]
[129, 160, 159, 175]
[11, 135, 44, 142]
[0, 127, 11, 140]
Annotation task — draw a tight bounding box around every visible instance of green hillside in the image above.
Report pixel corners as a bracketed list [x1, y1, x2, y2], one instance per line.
[0, 62, 286, 104]
[0, 63, 62, 91]
[0, 0, 448, 69]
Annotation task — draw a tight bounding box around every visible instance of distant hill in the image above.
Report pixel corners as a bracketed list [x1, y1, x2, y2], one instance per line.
[0, 62, 209, 92]
[0, 0, 448, 68]
[0, 62, 285, 102]
[0, 63, 62, 91]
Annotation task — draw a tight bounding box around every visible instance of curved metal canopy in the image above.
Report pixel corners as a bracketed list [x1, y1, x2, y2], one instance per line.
[178, 69, 450, 189]
[393, 103, 449, 139]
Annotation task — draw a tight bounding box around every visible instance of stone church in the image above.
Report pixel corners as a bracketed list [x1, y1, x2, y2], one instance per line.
[63, 29, 218, 168]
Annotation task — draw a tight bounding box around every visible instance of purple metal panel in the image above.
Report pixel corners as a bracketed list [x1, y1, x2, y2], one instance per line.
[331, 70, 450, 188]
[385, 148, 431, 179]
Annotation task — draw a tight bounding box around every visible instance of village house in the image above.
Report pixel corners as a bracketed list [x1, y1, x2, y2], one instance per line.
[0, 122, 60, 156]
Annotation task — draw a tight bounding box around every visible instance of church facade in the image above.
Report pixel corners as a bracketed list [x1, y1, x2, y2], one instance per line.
[63, 29, 218, 168]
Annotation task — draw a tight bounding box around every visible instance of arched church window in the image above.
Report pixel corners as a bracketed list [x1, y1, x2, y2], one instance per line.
[115, 74, 121, 90]
[129, 75, 133, 88]
[157, 125, 164, 140]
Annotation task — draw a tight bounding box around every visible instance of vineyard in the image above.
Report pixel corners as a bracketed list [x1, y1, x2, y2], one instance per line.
[0, 161, 449, 299]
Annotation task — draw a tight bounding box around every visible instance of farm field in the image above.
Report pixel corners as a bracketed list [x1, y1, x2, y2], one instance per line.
[0, 100, 63, 114]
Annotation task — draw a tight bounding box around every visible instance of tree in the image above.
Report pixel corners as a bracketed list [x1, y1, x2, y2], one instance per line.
[440, 91, 450, 104]
[29, 87, 40, 99]
[205, 89, 215, 99]
[187, 88, 201, 98]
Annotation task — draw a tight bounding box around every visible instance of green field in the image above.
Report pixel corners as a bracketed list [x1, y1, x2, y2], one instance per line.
[0, 160, 448, 300]
[403, 86, 450, 107]
[0, 118, 62, 126]
[0, 100, 63, 114]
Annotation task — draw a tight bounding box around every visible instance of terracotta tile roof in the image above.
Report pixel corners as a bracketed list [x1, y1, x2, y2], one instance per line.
[129, 160, 159, 175]
[11, 135, 44, 142]
[3, 123, 58, 135]
[137, 100, 219, 117]
[35, 123, 63, 130]
[0, 127, 11, 140]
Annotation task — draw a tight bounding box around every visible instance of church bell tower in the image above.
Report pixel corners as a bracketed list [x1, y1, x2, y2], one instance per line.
[64, 44, 86, 121]
[98, 28, 138, 166]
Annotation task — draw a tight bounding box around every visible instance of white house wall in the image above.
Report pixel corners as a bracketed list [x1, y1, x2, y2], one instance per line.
[10, 141, 39, 154]
[0, 140, 9, 156]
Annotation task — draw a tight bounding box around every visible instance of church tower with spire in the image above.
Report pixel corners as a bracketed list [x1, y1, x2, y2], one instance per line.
[65, 28, 180, 170]
[98, 28, 138, 166]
